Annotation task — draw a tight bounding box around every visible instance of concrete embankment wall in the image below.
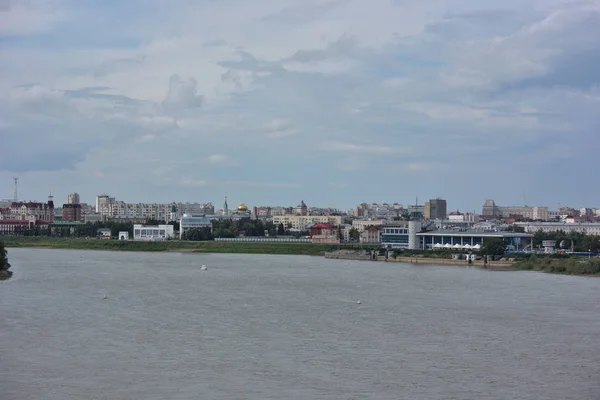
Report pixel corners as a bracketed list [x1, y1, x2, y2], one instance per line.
[325, 252, 514, 270]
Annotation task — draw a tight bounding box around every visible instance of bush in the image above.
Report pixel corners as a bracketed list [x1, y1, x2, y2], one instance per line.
[0, 240, 12, 280]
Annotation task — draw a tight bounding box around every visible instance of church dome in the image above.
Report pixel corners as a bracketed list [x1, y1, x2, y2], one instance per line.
[237, 202, 248, 212]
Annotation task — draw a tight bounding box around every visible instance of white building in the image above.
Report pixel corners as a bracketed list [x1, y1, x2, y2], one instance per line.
[519, 222, 600, 236]
[118, 231, 129, 240]
[95, 194, 215, 221]
[133, 224, 175, 241]
[180, 214, 213, 237]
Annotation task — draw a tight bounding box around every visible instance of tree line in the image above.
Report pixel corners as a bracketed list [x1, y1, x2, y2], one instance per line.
[8, 218, 309, 240]
[532, 230, 600, 252]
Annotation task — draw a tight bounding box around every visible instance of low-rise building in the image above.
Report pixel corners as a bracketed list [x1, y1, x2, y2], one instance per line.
[0, 219, 31, 234]
[133, 224, 174, 241]
[309, 223, 340, 244]
[417, 230, 534, 251]
[360, 225, 381, 243]
[180, 215, 212, 237]
[518, 222, 600, 236]
[351, 219, 384, 233]
[97, 228, 111, 239]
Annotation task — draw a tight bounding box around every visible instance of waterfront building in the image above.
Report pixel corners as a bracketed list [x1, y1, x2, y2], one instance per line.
[49, 221, 85, 235]
[97, 228, 111, 240]
[119, 231, 129, 240]
[416, 231, 534, 251]
[309, 223, 340, 244]
[0, 219, 31, 234]
[380, 222, 410, 249]
[180, 214, 213, 237]
[380, 221, 423, 250]
[360, 225, 381, 243]
[133, 224, 175, 241]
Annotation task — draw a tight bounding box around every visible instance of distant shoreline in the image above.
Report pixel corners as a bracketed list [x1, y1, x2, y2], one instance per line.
[324, 250, 600, 277]
[0, 237, 341, 256]
[3, 237, 599, 277]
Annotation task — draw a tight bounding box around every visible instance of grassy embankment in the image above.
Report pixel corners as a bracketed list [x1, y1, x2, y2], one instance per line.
[399, 250, 600, 276]
[0, 236, 346, 256]
[512, 255, 600, 276]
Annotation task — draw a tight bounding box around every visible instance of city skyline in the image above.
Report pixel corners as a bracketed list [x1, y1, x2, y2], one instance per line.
[1, 181, 596, 213]
[1, 1, 599, 210]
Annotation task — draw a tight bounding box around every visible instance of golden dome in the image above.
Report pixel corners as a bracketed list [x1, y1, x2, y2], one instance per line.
[237, 202, 248, 212]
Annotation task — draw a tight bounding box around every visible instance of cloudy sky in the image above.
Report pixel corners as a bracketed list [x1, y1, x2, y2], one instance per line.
[1, 0, 599, 211]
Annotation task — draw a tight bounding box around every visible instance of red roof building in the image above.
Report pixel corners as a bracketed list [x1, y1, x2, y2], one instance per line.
[309, 223, 340, 244]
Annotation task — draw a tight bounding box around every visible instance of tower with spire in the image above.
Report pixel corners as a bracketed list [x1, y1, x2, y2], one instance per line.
[223, 193, 229, 215]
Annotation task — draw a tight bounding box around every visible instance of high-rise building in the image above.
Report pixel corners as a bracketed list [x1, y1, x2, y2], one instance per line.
[62, 203, 82, 221]
[68, 192, 80, 204]
[424, 198, 447, 220]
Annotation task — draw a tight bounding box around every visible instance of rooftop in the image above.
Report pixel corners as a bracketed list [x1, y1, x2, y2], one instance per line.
[417, 230, 533, 238]
[50, 221, 85, 225]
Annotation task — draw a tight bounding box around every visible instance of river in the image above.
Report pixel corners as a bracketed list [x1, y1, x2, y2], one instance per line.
[1, 248, 599, 399]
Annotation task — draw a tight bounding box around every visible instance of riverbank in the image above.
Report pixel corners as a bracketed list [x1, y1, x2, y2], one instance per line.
[0, 236, 343, 256]
[325, 250, 514, 270]
[325, 250, 600, 276]
[512, 257, 600, 276]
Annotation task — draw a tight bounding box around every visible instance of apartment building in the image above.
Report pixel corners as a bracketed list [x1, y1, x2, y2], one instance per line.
[273, 215, 342, 230]
[95, 195, 213, 221]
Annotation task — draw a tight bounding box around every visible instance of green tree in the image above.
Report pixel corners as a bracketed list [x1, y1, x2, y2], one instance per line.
[0, 240, 13, 280]
[181, 228, 214, 241]
[349, 228, 360, 241]
[277, 223, 285, 235]
[480, 237, 506, 256]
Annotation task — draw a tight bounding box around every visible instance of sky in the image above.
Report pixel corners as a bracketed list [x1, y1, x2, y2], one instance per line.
[1, 0, 599, 211]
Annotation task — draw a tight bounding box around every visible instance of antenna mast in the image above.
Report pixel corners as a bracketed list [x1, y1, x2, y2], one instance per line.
[13, 177, 18, 202]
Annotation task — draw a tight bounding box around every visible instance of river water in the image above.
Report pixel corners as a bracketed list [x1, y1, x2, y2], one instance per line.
[1, 248, 599, 400]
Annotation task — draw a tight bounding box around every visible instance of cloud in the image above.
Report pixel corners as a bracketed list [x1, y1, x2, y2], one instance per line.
[320, 141, 410, 154]
[161, 74, 204, 116]
[180, 176, 209, 187]
[0, 0, 599, 210]
[263, 119, 298, 139]
[206, 154, 229, 164]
